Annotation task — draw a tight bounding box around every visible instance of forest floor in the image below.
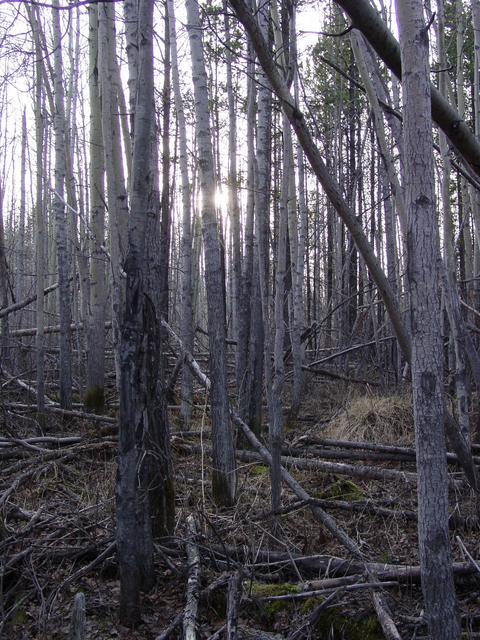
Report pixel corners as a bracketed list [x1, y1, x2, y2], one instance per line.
[2, 378, 480, 639]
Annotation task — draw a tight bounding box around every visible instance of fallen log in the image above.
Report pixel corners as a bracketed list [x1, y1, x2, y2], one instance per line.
[309, 498, 479, 530]
[4, 402, 117, 424]
[235, 448, 463, 487]
[306, 336, 396, 367]
[295, 436, 480, 466]
[287, 590, 341, 640]
[9, 320, 112, 337]
[204, 545, 480, 584]
[231, 416, 400, 639]
[255, 580, 398, 602]
[284, 445, 416, 464]
[1, 370, 55, 405]
[302, 559, 480, 590]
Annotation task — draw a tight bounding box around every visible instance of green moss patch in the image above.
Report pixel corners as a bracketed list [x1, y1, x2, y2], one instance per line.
[317, 610, 382, 639]
[249, 582, 299, 598]
[248, 464, 269, 477]
[247, 582, 298, 626]
[320, 479, 364, 501]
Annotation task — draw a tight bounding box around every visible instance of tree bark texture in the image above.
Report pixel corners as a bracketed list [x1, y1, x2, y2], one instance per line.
[116, 0, 159, 625]
[86, 4, 107, 412]
[395, 2, 461, 637]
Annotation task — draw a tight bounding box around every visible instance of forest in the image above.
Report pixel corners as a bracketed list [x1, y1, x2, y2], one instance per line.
[2, 0, 480, 638]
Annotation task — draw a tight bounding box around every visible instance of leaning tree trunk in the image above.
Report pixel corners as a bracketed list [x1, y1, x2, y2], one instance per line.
[395, 1, 461, 637]
[186, 0, 236, 507]
[335, 0, 480, 179]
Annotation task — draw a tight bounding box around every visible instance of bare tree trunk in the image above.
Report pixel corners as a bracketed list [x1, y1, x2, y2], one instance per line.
[159, 13, 171, 328]
[186, 0, 236, 506]
[17, 110, 27, 317]
[436, 0, 471, 443]
[470, 0, 480, 309]
[117, 0, 157, 625]
[167, 0, 194, 429]
[395, 1, 461, 637]
[0, 185, 9, 370]
[98, 1, 128, 386]
[86, 4, 107, 412]
[32, 7, 45, 416]
[224, 1, 243, 405]
[240, 0, 264, 437]
[253, 0, 274, 450]
[52, 0, 73, 410]
[292, 65, 307, 418]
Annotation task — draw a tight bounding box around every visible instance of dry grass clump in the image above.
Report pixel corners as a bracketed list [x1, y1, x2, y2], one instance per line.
[324, 391, 414, 445]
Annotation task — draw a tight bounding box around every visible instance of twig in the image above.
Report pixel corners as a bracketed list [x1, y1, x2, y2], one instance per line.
[456, 536, 480, 575]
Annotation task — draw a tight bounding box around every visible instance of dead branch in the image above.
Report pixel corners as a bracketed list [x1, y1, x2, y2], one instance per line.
[287, 590, 341, 640]
[0, 281, 58, 319]
[372, 592, 402, 640]
[226, 571, 242, 640]
[69, 592, 86, 640]
[302, 364, 381, 385]
[155, 572, 230, 640]
[183, 515, 201, 640]
[3, 402, 117, 423]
